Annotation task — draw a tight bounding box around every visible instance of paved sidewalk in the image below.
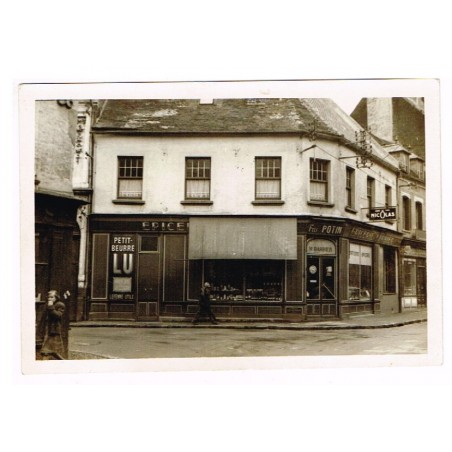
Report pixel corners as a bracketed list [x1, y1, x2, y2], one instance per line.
[70, 308, 427, 331]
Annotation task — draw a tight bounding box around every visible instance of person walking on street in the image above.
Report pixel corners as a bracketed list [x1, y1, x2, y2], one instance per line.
[192, 282, 219, 325]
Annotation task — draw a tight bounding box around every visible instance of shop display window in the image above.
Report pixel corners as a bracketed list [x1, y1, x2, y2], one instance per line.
[348, 243, 372, 300]
[403, 259, 417, 296]
[204, 260, 284, 302]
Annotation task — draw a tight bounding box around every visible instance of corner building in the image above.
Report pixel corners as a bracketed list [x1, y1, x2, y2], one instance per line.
[87, 98, 403, 321]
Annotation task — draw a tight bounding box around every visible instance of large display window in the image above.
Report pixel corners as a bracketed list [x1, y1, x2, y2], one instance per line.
[204, 260, 284, 302]
[348, 243, 372, 300]
[403, 259, 417, 296]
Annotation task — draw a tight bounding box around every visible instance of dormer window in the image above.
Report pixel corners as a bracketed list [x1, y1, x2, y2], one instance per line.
[389, 148, 411, 174]
[410, 157, 424, 180]
[398, 153, 410, 173]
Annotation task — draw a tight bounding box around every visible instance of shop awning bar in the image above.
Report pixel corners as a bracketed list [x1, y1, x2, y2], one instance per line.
[188, 217, 297, 260]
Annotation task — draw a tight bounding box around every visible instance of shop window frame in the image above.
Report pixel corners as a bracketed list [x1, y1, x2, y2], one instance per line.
[203, 259, 285, 303]
[348, 243, 373, 301]
[403, 258, 417, 296]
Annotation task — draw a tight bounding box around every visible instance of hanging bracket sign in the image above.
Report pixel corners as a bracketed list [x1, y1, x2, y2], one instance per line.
[369, 207, 397, 221]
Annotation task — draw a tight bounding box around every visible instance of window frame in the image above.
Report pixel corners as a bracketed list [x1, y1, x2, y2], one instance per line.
[345, 166, 355, 210]
[348, 243, 373, 301]
[385, 184, 392, 208]
[309, 158, 330, 203]
[366, 176, 375, 211]
[403, 259, 417, 296]
[117, 156, 144, 200]
[402, 195, 412, 231]
[415, 201, 423, 230]
[254, 157, 282, 201]
[184, 157, 212, 201]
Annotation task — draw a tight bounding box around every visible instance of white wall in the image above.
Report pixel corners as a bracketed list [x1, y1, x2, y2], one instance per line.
[92, 134, 398, 231]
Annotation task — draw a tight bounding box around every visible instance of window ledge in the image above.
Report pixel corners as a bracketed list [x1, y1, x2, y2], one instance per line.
[307, 201, 335, 208]
[345, 206, 358, 214]
[112, 199, 145, 205]
[252, 200, 285, 206]
[181, 200, 213, 205]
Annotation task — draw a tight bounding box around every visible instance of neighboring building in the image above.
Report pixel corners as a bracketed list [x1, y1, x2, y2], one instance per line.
[351, 98, 427, 309]
[35, 100, 93, 352]
[85, 98, 403, 322]
[351, 97, 425, 158]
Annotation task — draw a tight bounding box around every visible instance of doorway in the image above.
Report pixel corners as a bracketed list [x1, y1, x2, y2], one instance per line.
[306, 238, 338, 317]
[306, 256, 336, 301]
[417, 262, 427, 306]
[136, 235, 160, 320]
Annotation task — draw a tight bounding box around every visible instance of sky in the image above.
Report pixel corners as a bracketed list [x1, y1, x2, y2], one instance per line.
[332, 95, 362, 114]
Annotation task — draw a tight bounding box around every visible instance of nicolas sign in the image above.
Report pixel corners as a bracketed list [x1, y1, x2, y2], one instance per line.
[369, 207, 397, 221]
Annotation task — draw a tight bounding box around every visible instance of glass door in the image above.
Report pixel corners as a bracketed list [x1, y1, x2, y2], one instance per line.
[307, 256, 336, 301]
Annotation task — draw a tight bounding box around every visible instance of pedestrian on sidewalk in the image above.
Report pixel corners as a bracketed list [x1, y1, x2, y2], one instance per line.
[40, 290, 66, 359]
[192, 282, 219, 325]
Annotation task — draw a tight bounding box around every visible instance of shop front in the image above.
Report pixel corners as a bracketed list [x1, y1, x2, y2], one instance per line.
[400, 241, 427, 309]
[298, 219, 403, 317]
[89, 216, 189, 320]
[87, 215, 403, 322]
[187, 217, 300, 319]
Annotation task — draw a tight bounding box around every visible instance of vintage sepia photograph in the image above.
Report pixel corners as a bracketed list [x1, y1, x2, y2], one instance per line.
[20, 79, 442, 373]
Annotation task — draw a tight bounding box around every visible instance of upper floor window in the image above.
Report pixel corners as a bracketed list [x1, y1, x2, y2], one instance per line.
[398, 153, 410, 173]
[345, 167, 355, 209]
[310, 159, 329, 202]
[185, 158, 211, 200]
[402, 196, 411, 230]
[410, 159, 424, 180]
[367, 177, 375, 210]
[385, 185, 392, 208]
[118, 157, 143, 199]
[255, 157, 281, 200]
[416, 201, 423, 230]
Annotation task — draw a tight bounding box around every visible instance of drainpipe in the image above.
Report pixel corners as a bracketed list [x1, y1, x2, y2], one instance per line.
[73, 101, 94, 320]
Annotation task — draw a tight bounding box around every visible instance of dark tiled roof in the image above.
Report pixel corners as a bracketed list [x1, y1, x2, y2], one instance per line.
[301, 98, 399, 168]
[93, 98, 339, 136]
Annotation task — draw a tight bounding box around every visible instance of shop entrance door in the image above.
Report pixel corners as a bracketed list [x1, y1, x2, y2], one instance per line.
[136, 235, 160, 320]
[306, 256, 337, 317]
[417, 262, 427, 306]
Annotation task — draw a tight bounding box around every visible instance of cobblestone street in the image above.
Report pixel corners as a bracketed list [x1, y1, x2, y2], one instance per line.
[69, 321, 427, 359]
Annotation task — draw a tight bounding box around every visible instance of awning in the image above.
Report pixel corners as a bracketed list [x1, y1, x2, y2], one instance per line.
[188, 217, 297, 260]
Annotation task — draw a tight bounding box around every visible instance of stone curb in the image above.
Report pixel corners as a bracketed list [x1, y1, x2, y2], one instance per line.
[70, 317, 426, 331]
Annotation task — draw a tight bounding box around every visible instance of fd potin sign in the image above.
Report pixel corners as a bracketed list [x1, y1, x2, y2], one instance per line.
[369, 207, 397, 221]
